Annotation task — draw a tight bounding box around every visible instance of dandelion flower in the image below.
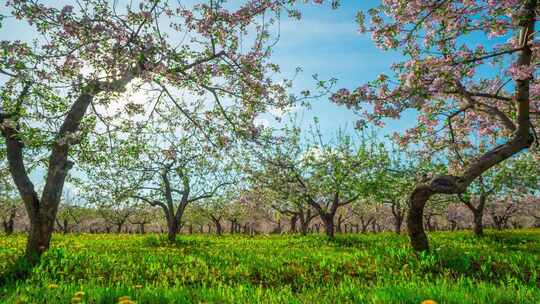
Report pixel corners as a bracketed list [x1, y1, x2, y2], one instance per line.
[73, 291, 85, 298]
[118, 296, 135, 304]
[421, 300, 438, 304]
[71, 297, 82, 304]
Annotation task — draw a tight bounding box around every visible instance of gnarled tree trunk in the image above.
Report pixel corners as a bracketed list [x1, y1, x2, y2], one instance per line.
[407, 0, 536, 252]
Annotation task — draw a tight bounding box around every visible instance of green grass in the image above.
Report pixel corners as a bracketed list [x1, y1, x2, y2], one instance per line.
[0, 230, 539, 303]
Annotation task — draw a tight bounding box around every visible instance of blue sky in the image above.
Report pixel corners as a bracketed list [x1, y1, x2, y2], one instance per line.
[268, 1, 415, 139]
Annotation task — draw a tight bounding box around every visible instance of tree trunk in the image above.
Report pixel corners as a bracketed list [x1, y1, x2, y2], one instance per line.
[502, 218, 510, 230]
[215, 220, 222, 236]
[371, 220, 377, 232]
[26, 213, 55, 262]
[229, 219, 236, 234]
[289, 214, 297, 233]
[394, 218, 403, 234]
[275, 219, 282, 234]
[407, 186, 432, 252]
[361, 222, 368, 233]
[299, 220, 309, 235]
[463, 192, 486, 236]
[336, 216, 343, 233]
[321, 215, 335, 239]
[473, 210, 484, 236]
[298, 211, 313, 236]
[139, 223, 145, 234]
[167, 218, 179, 243]
[394, 215, 403, 234]
[425, 215, 434, 232]
[116, 223, 123, 234]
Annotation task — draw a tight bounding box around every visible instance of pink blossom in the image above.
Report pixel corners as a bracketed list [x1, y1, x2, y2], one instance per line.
[507, 64, 535, 81]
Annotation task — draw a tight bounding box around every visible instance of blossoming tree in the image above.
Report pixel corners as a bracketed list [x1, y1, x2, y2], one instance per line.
[253, 124, 384, 239]
[0, 0, 296, 259]
[330, 0, 539, 251]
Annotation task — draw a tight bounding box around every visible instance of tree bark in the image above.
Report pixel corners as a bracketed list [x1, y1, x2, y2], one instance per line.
[391, 203, 404, 234]
[229, 219, 236, 234]
[371, 220, 377, 232]
[62, 219, 69, 234]
[272, 219, 282, 233]
[473, 210, 484, 236]
[139, 223, 145, 234]
[449, 220, 457, 231]
[321, 214, 335, 239]
[116, 223, 123, 234]
[394, 215, 403, 234]
[297, 209, 315, 235]
[336, 214, 343, 233]
[299, 218, 309, 235]
[215, 221, 222, 236]
[289, 214, 297, 233]
[167, 217, 179, 242]
[25, 213, 55, 262]
[461, 191, 487, 236]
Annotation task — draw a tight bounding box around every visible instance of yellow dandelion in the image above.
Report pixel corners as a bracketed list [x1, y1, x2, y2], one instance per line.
[71, 297, 82, 304]
[73, 291, 85, 298]
[118, 296, 135, 304]
[421, 300, 438, 304]
[47, 283, 59, 289]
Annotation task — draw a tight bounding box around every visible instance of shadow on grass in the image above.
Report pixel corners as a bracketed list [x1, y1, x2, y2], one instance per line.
[483, 231, 538, 244]
[143, 235, 215, 248]
[0, 254, 37, 290]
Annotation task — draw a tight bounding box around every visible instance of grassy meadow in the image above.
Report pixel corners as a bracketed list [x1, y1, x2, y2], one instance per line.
[0, 230, 539, 304]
